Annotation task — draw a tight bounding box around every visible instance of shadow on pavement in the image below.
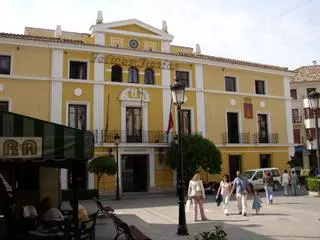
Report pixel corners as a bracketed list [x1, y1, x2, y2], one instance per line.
[94, 213, 273, 240]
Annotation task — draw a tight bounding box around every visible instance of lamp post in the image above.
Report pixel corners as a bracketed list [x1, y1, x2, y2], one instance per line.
[114, 133, 120, 200]
[170, 80, 188, 236]
[308, 91, 320, 171]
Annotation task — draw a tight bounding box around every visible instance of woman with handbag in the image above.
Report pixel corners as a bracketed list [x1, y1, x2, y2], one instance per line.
[187, 173, 208, 221]
[216, 174, 231, 216]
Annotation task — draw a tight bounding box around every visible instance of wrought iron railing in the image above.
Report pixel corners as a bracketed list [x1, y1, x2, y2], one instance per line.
[222, 132, 279, 144]
[253, 133, 279, 144]
[292, 116, 302, 123]
[93, 130, 170, 144]
[222, 132, 251, 144]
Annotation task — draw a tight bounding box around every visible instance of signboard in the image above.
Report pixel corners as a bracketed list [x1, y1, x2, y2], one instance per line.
[0, 137, 43, 159]
[244, 97, 253, 119]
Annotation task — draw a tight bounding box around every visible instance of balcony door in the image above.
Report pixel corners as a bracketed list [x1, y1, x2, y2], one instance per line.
[126, 107, 142, 142]
[227, 112, 239, 143]
[258, 114, 269, 143]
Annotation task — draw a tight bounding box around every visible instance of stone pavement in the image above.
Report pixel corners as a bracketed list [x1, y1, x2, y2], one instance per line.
[78, 189, 320, 240]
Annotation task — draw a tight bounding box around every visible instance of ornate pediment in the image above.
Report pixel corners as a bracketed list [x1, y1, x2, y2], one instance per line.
[91, 18, 174, 41]
[119, 87, 150, 102]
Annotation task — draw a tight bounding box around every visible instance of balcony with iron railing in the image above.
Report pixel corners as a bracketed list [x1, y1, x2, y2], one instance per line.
[93, 130, 170, 144]
[93, 130, 204, 144]
[222, 132, 279, 144]
[292, 116, 303, 123]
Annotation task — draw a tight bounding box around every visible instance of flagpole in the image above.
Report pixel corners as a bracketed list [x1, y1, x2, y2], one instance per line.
[105, 93, 110, 143]
[140, 88, 143, 142]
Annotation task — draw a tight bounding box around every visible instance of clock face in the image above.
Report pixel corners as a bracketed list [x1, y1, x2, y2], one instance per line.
[129, 39, 139, 49]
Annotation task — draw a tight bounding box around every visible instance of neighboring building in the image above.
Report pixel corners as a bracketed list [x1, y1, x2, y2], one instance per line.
[290, 62, 320, 170]
[0, 11, 294, 194]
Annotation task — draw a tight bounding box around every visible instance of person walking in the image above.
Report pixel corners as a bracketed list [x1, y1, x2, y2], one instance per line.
[230, 171, 250, 216]
[281, 170, 290, 196]
[216, 174, 231, 216]
[264, 171, 274, 204]
[291, 171, 300, 196]
[250, 183, 263, 215]
[187, 173, 208, 221]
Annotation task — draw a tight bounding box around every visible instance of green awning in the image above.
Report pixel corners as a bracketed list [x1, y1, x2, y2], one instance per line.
[0, 111, 94, 168]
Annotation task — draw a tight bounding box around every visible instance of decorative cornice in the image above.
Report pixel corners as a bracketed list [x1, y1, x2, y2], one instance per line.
[0, 36, 294, 77]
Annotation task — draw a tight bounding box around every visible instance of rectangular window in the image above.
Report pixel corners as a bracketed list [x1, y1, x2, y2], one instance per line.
[68, 104, 87, 130]
[293, 129, 301, 144]
[0, 101, 9, 111]
[260, 154, 271, 168]
[69, 61, 88, 80]
[181, 109, 191, 135]
[257, 114, 269, 143]
[126, 107, 142, 143]
[225, 76, 237, 92]
[290, 89, 297, 99]
[0, 55, 11, 75]
[306, 128, 316, 140]
[307, 88, 316, 96]
[255, 80, 265, 95]
[176, 71, 190, 88]
[292, 109, 300, 123]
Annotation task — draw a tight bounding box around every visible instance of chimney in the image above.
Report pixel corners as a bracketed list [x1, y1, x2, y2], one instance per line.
[162, 20, 168, 32]
[195, 44, 201, 55]
[312, 60, 317, 66]
[96, 10, 103, 24]
[54, 25, 62, 38]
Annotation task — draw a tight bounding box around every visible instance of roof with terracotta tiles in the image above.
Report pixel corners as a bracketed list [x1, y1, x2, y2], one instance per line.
[0, 32, 290, 72]
[293, 65, 320, 82]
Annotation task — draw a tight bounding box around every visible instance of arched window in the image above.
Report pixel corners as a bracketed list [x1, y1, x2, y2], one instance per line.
[111, 65, 122, 82]
[144, 68, 154, 84]
[128, 67, 139, 83]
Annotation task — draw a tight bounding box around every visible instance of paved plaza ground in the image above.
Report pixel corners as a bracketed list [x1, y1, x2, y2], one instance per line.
[78, 188, 320, 240]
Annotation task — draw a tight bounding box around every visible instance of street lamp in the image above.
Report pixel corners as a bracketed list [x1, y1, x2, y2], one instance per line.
[114, 133, 120, 200]
[170, 80, 188, 236]
[308, 91, 320, 171]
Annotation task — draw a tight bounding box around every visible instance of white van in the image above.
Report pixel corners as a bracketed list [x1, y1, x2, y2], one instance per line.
[243, 168, 281, 191]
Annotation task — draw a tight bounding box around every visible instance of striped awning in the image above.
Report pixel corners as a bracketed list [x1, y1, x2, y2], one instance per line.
[0, 111, 94, 168]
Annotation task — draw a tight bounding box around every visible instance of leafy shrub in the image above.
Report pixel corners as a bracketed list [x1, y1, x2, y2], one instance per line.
[306, 177, 320, 192]
[192, 225, 227, 240]
[300, 168, 310, 177]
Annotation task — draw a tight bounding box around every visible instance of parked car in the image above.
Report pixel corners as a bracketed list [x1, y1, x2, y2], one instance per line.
[203, 181, 219, 194]
[243, 168, 281, 191]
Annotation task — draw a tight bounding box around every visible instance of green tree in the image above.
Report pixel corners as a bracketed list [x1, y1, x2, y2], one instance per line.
[166, 134, 222, 184]
[88, 155, 117, 194]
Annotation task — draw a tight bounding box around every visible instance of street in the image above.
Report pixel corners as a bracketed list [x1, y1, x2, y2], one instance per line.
[77, 189, 320, 240]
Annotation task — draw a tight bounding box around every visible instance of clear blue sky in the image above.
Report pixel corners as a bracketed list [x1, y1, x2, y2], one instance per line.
[1, 0, 319, 70]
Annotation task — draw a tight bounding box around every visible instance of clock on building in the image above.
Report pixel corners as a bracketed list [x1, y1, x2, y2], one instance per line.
[129, 39, 139, 49]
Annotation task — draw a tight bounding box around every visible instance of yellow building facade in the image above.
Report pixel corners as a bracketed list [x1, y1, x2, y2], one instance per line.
[0, 12, 295, 194]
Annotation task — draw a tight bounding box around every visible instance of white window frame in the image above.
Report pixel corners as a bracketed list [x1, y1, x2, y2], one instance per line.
[174, 106, 195, 134]
[0, 53, 13, 76]
[65, 101, 90, 130]
[68, 59, 90, 80]
[255, 79, 268, 95]
[224, 109, 243, 142]
[224, 75, 239, 92]
[174, 69, 193, 88]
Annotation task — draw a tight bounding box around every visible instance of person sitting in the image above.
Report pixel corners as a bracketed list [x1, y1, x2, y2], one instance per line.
[39, 196, 64, 223]
[69, 200, 89, 224]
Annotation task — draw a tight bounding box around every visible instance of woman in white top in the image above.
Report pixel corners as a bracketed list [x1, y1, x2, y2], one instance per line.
[188, 173, 208, 221]
[281, 170, 290, 196]
[216, 174, 231, 215]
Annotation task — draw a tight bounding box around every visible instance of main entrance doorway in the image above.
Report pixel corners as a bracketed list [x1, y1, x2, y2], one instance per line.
[121, 155, 148, 192]
[229, 155, 242, 180]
